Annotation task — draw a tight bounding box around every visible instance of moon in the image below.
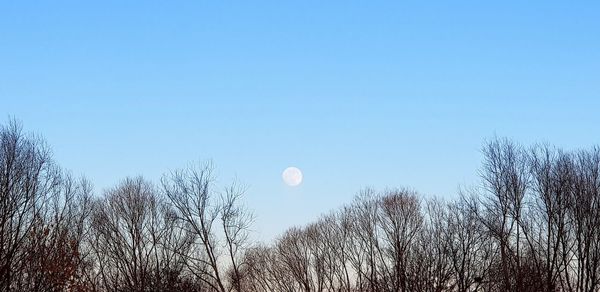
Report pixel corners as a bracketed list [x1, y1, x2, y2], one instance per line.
[282, 167, 303, 187]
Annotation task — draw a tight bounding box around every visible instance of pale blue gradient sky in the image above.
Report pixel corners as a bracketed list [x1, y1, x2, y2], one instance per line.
[1, 1, 599, 240]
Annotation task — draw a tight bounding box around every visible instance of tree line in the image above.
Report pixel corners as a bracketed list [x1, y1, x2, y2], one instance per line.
[2, 120, 600, 291]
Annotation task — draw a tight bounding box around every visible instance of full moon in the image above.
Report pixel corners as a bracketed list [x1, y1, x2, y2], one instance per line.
[282, 167, 303, 187]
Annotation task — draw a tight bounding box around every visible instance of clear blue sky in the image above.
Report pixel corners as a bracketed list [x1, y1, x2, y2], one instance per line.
[1, 1, 599, 241]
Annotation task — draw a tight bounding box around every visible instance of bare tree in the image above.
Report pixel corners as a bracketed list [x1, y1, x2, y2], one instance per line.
[525, 145, 575, 291]
[22, 174, 95, 291]
[89, 177, 192, 291]
[447, 193, 496, 292]
[161, 162, 253, 292]
[0, 120, 96, 291]
[377, 189, 423, 292]
[161, 163, 225, 291]
[221, 182, 254, 292]
[0, 120, 53, 289]
[276, 226, 314, 292]
[479, 138, 530, 291]
[347, 188, 382, 291]
[568, 148, 600, 292]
